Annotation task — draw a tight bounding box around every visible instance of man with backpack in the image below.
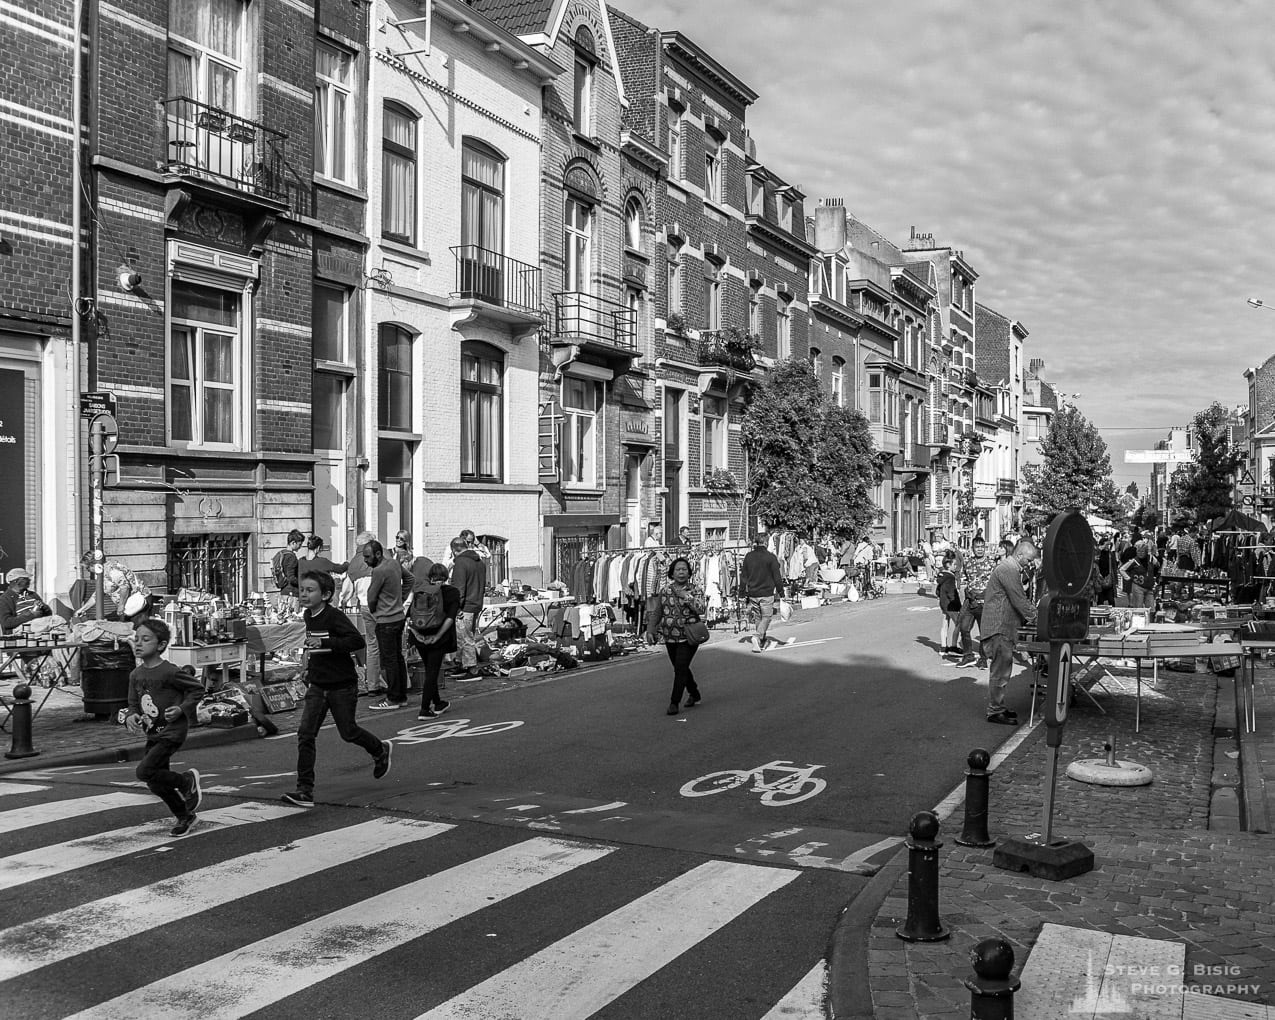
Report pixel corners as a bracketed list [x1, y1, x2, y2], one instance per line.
[271, 530, 306, 599]
[407, 562, 459, 718]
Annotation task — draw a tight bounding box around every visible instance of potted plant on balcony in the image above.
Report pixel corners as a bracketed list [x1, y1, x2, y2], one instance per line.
[703, 468, 740, 496]
[956, 429, 985, 457]
[665, 311, 688, 338]
[716, 326, 760, 370]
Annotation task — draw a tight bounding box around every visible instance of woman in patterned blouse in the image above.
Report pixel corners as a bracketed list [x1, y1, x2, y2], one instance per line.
[645, 556, 705, 716]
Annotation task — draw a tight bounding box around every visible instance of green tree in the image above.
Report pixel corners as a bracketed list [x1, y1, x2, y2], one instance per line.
[741, 359, 881, 541]
[1167, 402, 1241, 526]
[1091, 477, 1126, 523]
[1020, 404, 1116, 530]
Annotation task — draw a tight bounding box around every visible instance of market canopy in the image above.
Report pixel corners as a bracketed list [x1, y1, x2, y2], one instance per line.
[1209, 509, 1269, 534]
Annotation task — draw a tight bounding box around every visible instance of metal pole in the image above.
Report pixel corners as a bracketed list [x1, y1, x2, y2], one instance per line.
[1041, 743, 1059, 845]
[70, 0, 85, 589]
[89, 417, 105, 620]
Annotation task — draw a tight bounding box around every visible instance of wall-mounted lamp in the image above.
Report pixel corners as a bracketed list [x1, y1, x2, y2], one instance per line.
[117, 264, 142, 291]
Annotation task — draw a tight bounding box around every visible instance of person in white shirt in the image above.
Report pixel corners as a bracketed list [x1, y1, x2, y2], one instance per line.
[643, 522, 662, 549]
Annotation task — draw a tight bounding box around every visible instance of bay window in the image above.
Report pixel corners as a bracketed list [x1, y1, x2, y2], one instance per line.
[461, 342, 503, 482]
[869, 371, 882, 423]
[382, 103, 417, 244]
[168, 282, 241, 448]
[562, 375, 601, 488]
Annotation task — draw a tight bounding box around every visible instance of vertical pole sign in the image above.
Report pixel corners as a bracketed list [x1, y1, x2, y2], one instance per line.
[992, 508, 1096, 880]
[0, 370, 25, 577]
[86, 410, 119, 620]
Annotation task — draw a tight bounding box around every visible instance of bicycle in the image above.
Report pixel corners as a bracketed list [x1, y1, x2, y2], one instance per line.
[679, 760, 827, 806]
[390, 718, 524, 745]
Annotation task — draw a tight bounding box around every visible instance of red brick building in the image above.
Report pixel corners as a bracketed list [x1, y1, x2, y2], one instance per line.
[83, 0, 369, 597]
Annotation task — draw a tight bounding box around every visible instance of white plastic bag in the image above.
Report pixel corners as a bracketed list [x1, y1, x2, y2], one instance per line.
[777, 599, 793, 622]
[848, 584, 861, 603]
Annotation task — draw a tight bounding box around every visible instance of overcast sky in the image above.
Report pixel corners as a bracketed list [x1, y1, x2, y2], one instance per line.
[616, 0, 1275, 488]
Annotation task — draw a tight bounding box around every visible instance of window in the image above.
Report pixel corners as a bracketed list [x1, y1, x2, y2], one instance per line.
[748, 285, 760, 336]
[777, 297, 791, 360]
[382, 103, 417, 244]
[1026, 415, 1041, 441]
[312, 284, 350, 451]
[666, 242, 682, 317]
[563, 196, 593, 293]
[869, 371, 882, 422]
[703, 394, 727, 471]
[832, 357, 845, 407]
[667, 110, 683, 180]
[461, 140, 505, 254]
[625, 196, 643, 252]
[378, 324, 413, 431]
[573, 27, 596, 134]
[704, 140, 722, 204]
[167, 0, 244, 110]
[169, 282, 241, 448]
[315, 41, 353, 182]
[703, 263, 722, 330]
[169, 532, 248, 603]
[378, 437, 414, 541]
[810, 346, 823, 379]
[779, 194, 792, 232]
[562, 375, 601, 487]
[747, 176, 763, 215]
[461, 342, 503, 481]
[886, 375, 899, 426]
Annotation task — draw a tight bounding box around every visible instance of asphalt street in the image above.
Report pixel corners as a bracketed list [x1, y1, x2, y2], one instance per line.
[0, 592, 1023, 1019]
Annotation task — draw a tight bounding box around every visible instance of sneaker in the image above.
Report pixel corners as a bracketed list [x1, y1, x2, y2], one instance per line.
[433, 699, 450, 716]
[373, 741, 393, 780]
[666, 703, 681, 715]
[417, 707, 437, 720]
[986, 710, 1017, 725]
[455, 671, 483, 682]
[750, 636, 762, 653]
[170, 814, 198, 837]
[368, 700, 405, 711]
[685, 693, 701, 708]
[184, 769, 203, 815]
[282, 790, 314, 808]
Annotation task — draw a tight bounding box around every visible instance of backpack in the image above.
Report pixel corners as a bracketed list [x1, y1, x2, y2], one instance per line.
[271, 550, 288, 590]
[410, 581, 446, 632]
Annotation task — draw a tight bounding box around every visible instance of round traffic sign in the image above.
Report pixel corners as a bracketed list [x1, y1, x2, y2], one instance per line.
[1041, 509, 1095, 597]
[91, 412, 118, 454]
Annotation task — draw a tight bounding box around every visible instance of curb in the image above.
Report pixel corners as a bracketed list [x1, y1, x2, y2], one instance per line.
[825, 841, 909, 1020]
[0, 722, 263, 775]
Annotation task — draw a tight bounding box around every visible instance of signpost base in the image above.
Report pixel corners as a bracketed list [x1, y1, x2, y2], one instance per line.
[993, 836, 1094, 881]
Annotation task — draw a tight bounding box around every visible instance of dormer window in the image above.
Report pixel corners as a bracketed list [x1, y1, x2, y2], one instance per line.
[573, 26, 596, 135]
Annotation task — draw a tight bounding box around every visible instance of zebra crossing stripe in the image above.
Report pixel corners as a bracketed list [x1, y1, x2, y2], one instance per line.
[0, 782, 51, 797]
[760, 960, 827, 1019]
[0, 791, 154, 834]
[418, 859, 800, 1019]
[0, 802, 299, 893]
[65, 836, 616, 1020]
[0, 816, 454, 981]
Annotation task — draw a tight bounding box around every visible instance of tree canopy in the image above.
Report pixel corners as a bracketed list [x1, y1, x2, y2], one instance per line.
[1166, 402, 1241, 527]
[741, 359, 881, 542]
[1020, 404, 1116, 529]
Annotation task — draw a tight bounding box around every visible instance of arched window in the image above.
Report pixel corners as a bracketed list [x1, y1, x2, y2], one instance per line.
[382, 102, 418, 244]
[831, 356, 845, 407]
[624, 196, 644, 252]
[461, 341, 503, 482]
[563, 194, 593, 293]
[573, 27, 596, 134]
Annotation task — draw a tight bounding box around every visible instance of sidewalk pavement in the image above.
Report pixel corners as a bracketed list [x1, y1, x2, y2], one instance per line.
[832, 654, 1275, 1019]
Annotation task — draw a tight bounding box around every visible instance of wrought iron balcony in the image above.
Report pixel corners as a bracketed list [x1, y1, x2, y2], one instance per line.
[553, 291, 636, 351]
[698, 330, 757, 372]
[451, 245, 542, 318]
[162, 97, 288, 204]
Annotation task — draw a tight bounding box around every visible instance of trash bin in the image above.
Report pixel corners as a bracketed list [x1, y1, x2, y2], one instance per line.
[80, 640, 135, 718]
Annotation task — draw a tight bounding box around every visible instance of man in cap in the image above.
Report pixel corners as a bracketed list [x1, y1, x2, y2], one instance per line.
[0, 568, 53, 635]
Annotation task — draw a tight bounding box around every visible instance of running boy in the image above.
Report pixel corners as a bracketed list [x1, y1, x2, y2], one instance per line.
[282, 571, 391, 808]
[125, 618, 205, 837]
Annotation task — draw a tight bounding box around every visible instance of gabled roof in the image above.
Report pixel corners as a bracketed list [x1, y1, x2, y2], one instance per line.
[463, 0, 555, 36]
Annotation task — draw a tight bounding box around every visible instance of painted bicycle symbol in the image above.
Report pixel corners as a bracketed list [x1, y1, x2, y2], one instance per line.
[679, 760, 827, 806]
[391, 718, 524, 745]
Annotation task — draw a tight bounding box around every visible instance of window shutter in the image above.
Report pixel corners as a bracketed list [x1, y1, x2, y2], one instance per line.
[538, 400, 561, 481]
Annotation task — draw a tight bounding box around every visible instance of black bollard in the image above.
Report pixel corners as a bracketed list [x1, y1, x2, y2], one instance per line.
[964, 937, 1021, 1019]
[956, 747, 995, 847]
[5, 683, 41, 759]
[896, 810, 949, 942]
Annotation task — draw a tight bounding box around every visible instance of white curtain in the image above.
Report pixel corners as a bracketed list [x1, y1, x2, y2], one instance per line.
[171, 0, 241, 58]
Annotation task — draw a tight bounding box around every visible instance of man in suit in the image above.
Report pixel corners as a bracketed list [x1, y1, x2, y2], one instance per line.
[979, 538, 1039, 725]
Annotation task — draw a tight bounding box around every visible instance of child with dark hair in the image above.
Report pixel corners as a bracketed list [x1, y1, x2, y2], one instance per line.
[125, 618, 206, 837]
[935, 551, 962, 655]
[282, 572, 391, 808]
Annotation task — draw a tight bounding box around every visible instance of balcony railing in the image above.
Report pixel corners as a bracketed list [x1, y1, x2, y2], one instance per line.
[162, 97, 288, 204]
[698, 330, 757, 372]
[451, 245, 541, 317]
[554, 291, 636, 350]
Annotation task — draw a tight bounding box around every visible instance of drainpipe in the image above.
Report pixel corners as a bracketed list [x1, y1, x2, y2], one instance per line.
[69, 0, 85, 588]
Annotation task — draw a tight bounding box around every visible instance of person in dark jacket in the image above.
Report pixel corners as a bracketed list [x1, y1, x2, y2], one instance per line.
[365, 540, 408, 711]
[980, 539, 1039, 725]
[740, 533, 788, 652]
[281, 571, 390, 808]
[0, 568, 53, 634]
[934, 552, 962, 655]
[302, 535, 348, 579]
[448, 537, 487, 678]
[407, 562, 459, 719]
[275, 529, 306, 597]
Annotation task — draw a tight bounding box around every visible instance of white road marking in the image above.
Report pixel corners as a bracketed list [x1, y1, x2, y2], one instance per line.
[560, 801, 628, 815]
[0, 802, 300, 892]
[0, 791, 154, 834]
[418, 859, 799, 1020]
[65, 837, 615, 1020]
[761, 960, 827, 1018]
[0, 817, 453, 980]
[932, 717, 1040, 822]
[0, 782, 51, 796]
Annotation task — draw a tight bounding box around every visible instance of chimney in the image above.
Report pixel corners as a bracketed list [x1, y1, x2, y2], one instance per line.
[814, 200, 847, 253]
[1027, 358, 1044, 379]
